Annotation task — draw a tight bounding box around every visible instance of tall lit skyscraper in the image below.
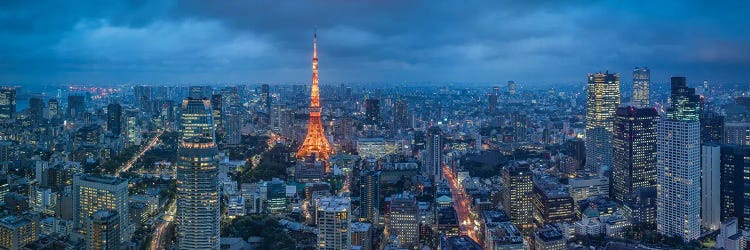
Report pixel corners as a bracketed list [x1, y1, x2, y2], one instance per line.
[611, 106, 658, 203]
[316, 196, 351, 250]
[426, 127, 443, 182]
[0, 87, 16, 121]
[502, 162, 533, 235]
[585, 72, 621, 173]
[72, 174, 130, 242]
[508, 81, 516, 95]
[632, 67, 650, 108]
[176, 97, 220, 250]
[359, 170, 380, 224]
[657, 76, 701, 241]
[386, 192, 419, 248]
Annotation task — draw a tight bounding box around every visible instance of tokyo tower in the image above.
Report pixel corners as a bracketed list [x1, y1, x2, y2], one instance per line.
[296, 31, 333, 160]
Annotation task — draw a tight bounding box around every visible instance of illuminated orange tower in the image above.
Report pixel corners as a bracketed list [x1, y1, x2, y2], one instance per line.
[297, 31, 333, 160]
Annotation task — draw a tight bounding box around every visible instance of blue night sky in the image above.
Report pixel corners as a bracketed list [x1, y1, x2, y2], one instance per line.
[0, 0, 748, 86]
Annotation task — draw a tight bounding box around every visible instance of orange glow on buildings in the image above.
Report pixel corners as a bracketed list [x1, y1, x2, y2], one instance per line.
[297, 31, 333, 161]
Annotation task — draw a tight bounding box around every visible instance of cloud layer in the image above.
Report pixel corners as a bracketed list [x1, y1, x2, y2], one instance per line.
[1, 0, 748, 85]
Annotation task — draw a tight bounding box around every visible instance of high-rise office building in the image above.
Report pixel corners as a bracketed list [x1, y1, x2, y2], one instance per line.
[316, 196, 351, 250]
[502, 163, 533, 235]
[611, 106, 658, 203]
[365, 98, 380, 125]
[72, 174, 130, 242]
[264, 178, 287, 214]
[351, 222, 372, 250]
[508, 81, 516, 95]
[701, 145, 721, 231]
[210, 94, 223, 129]
[48, 99, 59, 121]
[701, 111, 725, 144]
[488, 94, 497, 113]
[261, 84, 271, 113]
[67, 95, 85, 119]
[87, 210, 120, 250]
[106, 103, 122, 136]
[176, 97, 220, 250]
[386, 192, 419, 248]
[532, 179, 574, 227]
[719, 145, 750, 230]
[657, 76, 701, 241]
[511, 112, 527, 142]
[632, 67, 650, 108]
[585, 72, 621, 173]
[426, 127, 443, 182]
[724, 122, 750, 146]
[665, 77, 701, 121]
[393, 99, 409, 131]
[359, 170, 380, 224]
[29, 96, 45, 123]
[0, 87, 16, 120]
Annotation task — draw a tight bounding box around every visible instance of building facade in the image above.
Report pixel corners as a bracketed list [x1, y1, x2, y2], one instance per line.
[585, 72, 621, 173]
[611, 106, 658, 203]
[176, 97, 221, 250]
[656, 77, 701, 241]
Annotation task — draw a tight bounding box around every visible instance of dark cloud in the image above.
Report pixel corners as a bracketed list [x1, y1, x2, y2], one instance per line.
[0, 0, 748, 85]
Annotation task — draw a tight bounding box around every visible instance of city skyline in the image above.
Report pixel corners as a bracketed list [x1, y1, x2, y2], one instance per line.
[1, 2, 750, 250]
[1, 1, 749, 85]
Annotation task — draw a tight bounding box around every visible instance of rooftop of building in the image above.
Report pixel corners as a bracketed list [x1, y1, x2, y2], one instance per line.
[350, 222, 372, 232]
[77, 174, 127, 185]
[489, 222, 525, 244]
[0, 216, 32, 228]
[317, 196, 350, 212]
[441, 235, 482, 250]
[536, 225, 564, 241]
[481, 210, 510, 225]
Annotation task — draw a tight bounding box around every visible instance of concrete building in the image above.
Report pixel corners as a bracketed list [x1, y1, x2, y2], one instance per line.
[316, 196, 351, 250]
[72, 175, 129, 242]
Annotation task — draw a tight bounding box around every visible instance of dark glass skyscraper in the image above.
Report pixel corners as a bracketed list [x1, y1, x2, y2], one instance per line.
[107, 103, 122, 136]
[365, 98, 380, 125]
[393, 99, 409, 131]
[29, 96, 45, 123]
[719, 145, 750, 230]
[67, 95, 85, 120]
[611, 106, 658, 204]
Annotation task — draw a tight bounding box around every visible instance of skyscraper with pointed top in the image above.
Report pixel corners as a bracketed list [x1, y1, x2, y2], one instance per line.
[297, 31, 333, 161]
